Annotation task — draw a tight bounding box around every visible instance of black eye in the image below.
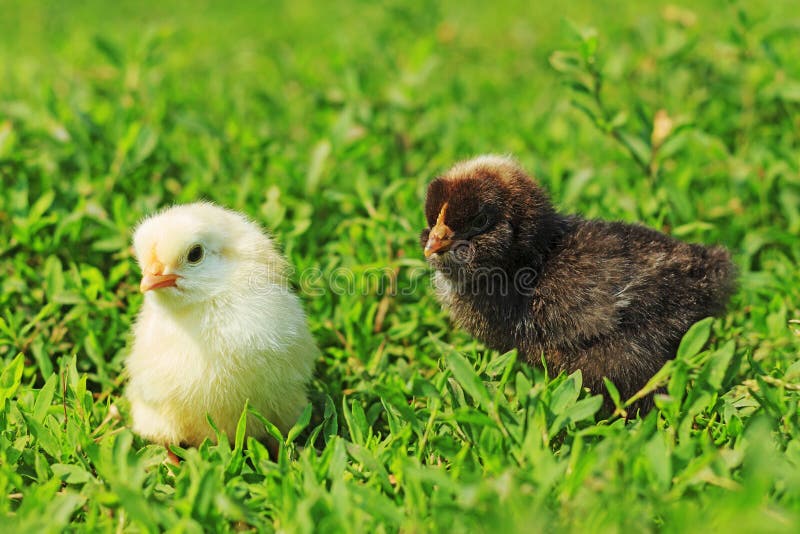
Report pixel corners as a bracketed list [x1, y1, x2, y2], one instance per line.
[187, 244, 204, 264]
[472, 212, 490, 231]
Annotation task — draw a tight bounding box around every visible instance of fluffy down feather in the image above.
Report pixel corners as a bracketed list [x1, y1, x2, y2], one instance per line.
[422, 156, 736, 412]
[126, 202, 318, 446]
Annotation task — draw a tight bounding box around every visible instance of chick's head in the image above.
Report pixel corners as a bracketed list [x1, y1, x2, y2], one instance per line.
[133, 202, 282, 307]
[421, 155, 559, 276]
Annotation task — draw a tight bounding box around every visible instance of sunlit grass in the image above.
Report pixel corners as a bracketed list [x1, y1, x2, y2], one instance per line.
[1, 0, 799, 531]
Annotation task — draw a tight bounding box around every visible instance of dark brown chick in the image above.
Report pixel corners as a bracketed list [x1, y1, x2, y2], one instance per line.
[421, 155, 736, 413]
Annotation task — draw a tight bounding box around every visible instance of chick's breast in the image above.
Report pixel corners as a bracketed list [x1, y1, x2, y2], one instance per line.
[127, 281, 317, 446]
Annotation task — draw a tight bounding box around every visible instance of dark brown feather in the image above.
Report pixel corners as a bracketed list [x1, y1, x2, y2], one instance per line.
[422, 155, 737, 413]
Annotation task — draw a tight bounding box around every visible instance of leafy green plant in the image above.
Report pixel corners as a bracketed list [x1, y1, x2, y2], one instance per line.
[1, 0, 799, 531]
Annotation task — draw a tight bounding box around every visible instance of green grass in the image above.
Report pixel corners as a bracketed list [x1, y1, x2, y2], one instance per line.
[1, 0, 800, 531]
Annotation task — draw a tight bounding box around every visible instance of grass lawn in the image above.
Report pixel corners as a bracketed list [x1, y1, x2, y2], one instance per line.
[1, 0, 799, 531]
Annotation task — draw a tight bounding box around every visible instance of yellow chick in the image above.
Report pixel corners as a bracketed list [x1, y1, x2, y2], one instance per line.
[126, 202, 319, 447]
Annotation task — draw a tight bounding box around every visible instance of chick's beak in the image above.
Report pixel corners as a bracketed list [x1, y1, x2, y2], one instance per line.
[424, 203, 454, 258]
[140, 260, 180, 292]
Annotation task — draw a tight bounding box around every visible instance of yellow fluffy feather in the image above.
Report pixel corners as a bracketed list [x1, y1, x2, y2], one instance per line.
[126, 202, 318, 446]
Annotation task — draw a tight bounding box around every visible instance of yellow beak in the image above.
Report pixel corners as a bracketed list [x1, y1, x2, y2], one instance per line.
[140, 272, 180, 292]
[140, 259, 180, 292]
[424, 203, 454, 257]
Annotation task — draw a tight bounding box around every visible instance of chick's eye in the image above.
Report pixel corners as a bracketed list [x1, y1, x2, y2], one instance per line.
[472, 212, 490, 231]
[187, 244, 204, 264]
